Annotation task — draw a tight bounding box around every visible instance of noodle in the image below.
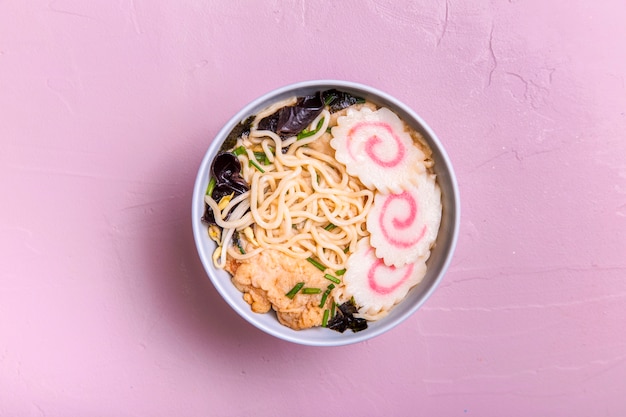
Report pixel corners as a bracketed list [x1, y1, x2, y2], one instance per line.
[205, 106, 374, 276]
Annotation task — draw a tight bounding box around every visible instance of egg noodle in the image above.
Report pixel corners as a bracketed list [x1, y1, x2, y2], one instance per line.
[204, 108, 374, 274]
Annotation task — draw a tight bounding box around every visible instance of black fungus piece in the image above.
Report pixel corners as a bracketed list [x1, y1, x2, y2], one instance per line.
[201, 152, 249, 226]
[257, 92, 325, 138]
[211, 183, 239, 204]
[201, 203, 215, 225]
[327, 300, 369, 333]
[211, 152, 248, 195]
[277, 93, 324, 136]
[322, 89, 366, 113]
[257, 111, 279, 133]
[221, 116, 254, 151]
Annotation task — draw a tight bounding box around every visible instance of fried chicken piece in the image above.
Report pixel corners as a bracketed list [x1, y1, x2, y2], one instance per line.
[230, 249, 329, 330]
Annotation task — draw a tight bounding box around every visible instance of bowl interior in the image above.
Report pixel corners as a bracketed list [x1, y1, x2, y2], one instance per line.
[192, 80, 460, 346]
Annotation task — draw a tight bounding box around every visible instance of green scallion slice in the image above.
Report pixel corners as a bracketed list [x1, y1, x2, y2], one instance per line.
[330, 300, 336, 317]
[236, 242, 245, 254]
[324, 223, 336, 231]
[297, 118, 324, 140]
[322, 309, 330, 327]
[302, 287, 321, 295]
[324, 91, 338, 106]
[306, 257, 326, 272]
[335, 269, 346, 276]
[253, 151, 270, 165]
[248, 159, 265, 173]
[323, 274, 340, 284]
[318, 293, 328, 308]
[297, 130, 315, 140]
[285, 282, 305, 299]
[233, 146, 246, 156]
[206, 177, 216, 196]
[319, 284, 335, 308]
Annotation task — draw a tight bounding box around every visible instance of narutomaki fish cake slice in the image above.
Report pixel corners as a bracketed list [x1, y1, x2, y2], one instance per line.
[330, 106, 427, 194]
[341, 237, 428, 319]
[366, 173, 442, 267]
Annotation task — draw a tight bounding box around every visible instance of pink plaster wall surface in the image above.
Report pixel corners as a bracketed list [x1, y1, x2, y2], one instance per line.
[1, 0, 625, 416]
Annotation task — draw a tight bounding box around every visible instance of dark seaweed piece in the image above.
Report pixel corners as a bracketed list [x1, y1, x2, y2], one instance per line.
[201, 152, 249, 226]
[349, 315, 368, 332]
[257, 92, 325, 138]
[327, 300, 368, 333]
[221, 116, 254, 151]
[322, 89, 365, 113]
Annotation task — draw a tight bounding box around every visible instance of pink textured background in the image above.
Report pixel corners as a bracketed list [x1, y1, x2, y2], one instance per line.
[1, 1, 625, 415]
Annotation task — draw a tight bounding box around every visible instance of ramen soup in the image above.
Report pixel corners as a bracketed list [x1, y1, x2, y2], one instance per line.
[201, 90, 442, 332]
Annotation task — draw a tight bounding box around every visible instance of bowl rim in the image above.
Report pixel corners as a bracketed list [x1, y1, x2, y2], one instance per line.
[192, 79, 460, 346]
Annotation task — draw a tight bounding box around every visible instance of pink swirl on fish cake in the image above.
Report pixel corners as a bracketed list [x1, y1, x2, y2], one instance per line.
[378, 190, 427, 249]
[367, 252, 415, 295]
[346, 121, 406, 168]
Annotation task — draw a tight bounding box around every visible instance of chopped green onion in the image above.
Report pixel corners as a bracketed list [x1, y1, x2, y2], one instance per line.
[319, 283, 335, 308]
[286, 282, 305, 299]
[206, 177, 216, 196]
[297, 130, 316, 140]
[236, 242, 245, 254]
[248, 159, 265, 173]
[302, 287, 321, 295]
[233, 146, 246, 156]
[324, 274, 340, 284]
[324, 223, 336, 231]
[318, 293, 328, 308]
[306, 257, 326, 271]
[343, 247, 350, 254]
[322, 309, 330, 327]
[297, 118, 324, 140]
[330, 300, 336, 317]
[253, 151, 270, 165]
[335, 269, 346, 276]
[324, 92, 338, 106]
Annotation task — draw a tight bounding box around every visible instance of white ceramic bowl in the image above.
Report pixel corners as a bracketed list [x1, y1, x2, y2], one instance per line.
[192, 80, 460, 346]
